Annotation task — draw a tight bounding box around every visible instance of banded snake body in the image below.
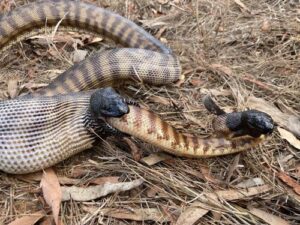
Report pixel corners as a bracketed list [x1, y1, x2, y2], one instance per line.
[0, 0, 274, 174]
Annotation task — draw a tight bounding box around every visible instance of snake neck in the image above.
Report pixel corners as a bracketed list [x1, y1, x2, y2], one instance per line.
[84, 107, 126, 139]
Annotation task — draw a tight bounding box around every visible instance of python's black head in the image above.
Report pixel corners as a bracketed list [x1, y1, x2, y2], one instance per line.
[241, 110, 274, 137]
[90, 87, 129, 118]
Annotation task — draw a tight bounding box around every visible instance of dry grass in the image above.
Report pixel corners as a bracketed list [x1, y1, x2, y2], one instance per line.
[0, 0, 299, 224]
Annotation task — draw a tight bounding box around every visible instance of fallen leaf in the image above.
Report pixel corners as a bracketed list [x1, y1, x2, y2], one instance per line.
[247, 96, 300, 138]
[62, 178, 144, 201]
[8, 211, 45, 225]
[203, 185, 271, 202]
[174, 74, 185, 87]
[40, 168, 62, 225]
[277, 127, 300, 150]
[148, 95, 171, 106]
[236, 178, 265, 188]
[248, 207, 290, 225]
[72, 49, 88, 63]
[234, 0, 251, 13]
[141, 153, 173, 166]
[83, 206, 170, 223]
[184, 113, 206, 128]
[7, 79, 19, 98]
[88, 176, 119, 185]
[277, 171, 300, 195]
[175, 202, 209, 225]
[211, 64, 233, 76]
[123, 137, 142, 161]
[261, 20, 271, 32]
[69, 167, 90, 178]
[189, 78, 205, 87]
[200, 88, 232, 97]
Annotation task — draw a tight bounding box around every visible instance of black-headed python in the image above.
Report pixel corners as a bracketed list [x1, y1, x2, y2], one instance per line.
[0, 0, 274, 174]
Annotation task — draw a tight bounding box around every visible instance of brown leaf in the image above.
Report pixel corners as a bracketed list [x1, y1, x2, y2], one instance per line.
[211, 63, 233, 76]
[248, 207, 290, 225]
[141, 153, 173, 166]
[83, 206, 170, 223]
[277, 127, 300, 150]
[123, 137, 142, 161]
[175, 202, 209, 225]
[189, 78, 205, 87]
[40, 168, 62, 225]
[61, 179, 143, 201]
[7, 79, 19, 98]
[203, 185, 271, 202]
[88, 176, 120, 185]
[8, 211, 45, 225]
[174, 74, 185, 87]
[148, 95, 171, 106]
[277, 171, 300, 195]
[261, 20, 271, 32]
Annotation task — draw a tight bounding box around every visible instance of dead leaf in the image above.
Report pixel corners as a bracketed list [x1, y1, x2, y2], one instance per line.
[176, 202, 209, 225]
[200, 88, 232, 97]
[247, 96, 300, 138]
[7, 79, 19, 98]
[88, 176, 119, 185]
[62, 178, 143, 201]
[123, 137, 142, 161]
[8, 211, 45, 225]
[174, 74, 185, 87]
[261, 20, 271, 32]
[189, 78, 205, 87]
[236, 178, 265, 188]
[248, 207, 290, 225]
[83, 206, 170, 223]
[141, 153, 173, 166]
[184, 113, 206, 128]
[69, 167, 90, 178]
[277, 171, 300, 195]
[40, 168, 62, 225]
[203, 185, 272, 202]
[277, 127, 300, 150]
[211, 63, 233, 76]
[234, 0, 251, 13]
[72, 49, 88, 63]
[148, 95, 171, 106]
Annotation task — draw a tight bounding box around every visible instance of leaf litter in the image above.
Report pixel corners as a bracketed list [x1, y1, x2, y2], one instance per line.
[0, 0, 299, 224]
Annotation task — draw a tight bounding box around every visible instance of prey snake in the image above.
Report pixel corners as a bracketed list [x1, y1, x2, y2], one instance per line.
[0, 0, 274, 174]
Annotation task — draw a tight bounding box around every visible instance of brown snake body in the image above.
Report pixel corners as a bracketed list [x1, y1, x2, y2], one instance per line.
[0, 0, 272, 174]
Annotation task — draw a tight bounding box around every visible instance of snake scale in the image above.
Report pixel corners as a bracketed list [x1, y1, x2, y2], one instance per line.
[0, 0, 273, 174]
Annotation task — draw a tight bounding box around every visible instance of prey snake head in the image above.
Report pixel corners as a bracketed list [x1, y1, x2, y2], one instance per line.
[204, 95, 274, 138]
[240, 110, 274, 137]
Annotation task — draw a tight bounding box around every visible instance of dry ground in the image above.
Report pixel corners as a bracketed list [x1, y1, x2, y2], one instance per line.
[0, 0, 299, 224]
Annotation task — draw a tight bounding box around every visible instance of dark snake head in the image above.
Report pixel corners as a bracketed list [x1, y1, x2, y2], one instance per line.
[90, 87, 129, 118]
[241, 110, 274, 137]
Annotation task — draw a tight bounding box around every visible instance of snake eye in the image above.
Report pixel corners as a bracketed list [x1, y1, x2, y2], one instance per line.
[243, 110, 274, 135]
